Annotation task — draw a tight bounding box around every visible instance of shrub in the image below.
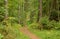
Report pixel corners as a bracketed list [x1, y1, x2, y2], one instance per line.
[0, 15, 4, 22]
[0, 34, 3, 39]
[47, 20, 57, 29]
[29, 23, 39, 29]
[39, 16, 60, 30]
[49, 10, 59, 21]
[55, 21, 60, 30]
[8, 17, 19, 23]
[0, 18, 21, 39]
[40, 16, 49, 29]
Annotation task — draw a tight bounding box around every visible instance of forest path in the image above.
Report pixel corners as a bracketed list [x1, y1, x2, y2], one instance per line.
[20, 26, 41, 39]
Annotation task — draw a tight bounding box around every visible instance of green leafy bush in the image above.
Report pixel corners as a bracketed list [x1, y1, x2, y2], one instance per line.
[40, 16, 49, 29]
[49, 10, 59, 21]
[0, 34, 3, 39]
[28, 16, 60, 30]
[0, 23, 21, 39]
[8, 17, 19, 23]
[55, 21, 60, 30]
[29, 23, 39, 29]
[39, 16, 60, 30]
[47, 20, 57, 29]
[0, 18, 22, 39]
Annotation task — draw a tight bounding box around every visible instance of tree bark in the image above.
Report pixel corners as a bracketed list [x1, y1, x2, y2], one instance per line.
[5, 0, 8, 20]
[18, 5, 20, 24]
[37, 0, 42, 22]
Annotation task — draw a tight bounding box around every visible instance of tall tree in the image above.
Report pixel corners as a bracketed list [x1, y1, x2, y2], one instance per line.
[37, 0, 42, 22]
[57, 0, 59, 21]
[46, 0, 50, 16]
[4, 0, 8, 20]
[23, 0, 28, 26]
[37, 0, 43, 30]
[18, 1, 20, 24]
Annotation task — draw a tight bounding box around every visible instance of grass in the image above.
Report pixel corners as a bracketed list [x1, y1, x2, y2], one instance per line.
[11, 23, 30, 39]
[29, 28, 60, 39]
[15, 32, 30, 39]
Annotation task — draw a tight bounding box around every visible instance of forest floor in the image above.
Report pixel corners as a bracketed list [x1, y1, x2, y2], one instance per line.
[20, 26, 40, 39]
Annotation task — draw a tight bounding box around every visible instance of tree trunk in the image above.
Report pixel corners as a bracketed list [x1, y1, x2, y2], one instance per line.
[37, 0, 43, 30]
[18, 1, 21, 24]
[37, 0, 42, 22]
[5, 0, 8, 20]
[57, 0, 59, 21]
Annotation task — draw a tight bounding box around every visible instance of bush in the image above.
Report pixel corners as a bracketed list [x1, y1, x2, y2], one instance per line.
[28, 16, 60, 30]
[8, 17, 19, 23]
[0, 23, 21, 39]
[0, 15, 4, 22]
[40, 16, 49, 29]
[39, 16, 60, 30]
[49, 10, 59, 21]
[29, 23, 39, 29]
[47, 20, 57, 29]
[0, 18, 21, 39]
[55, 21, 60, 30]
[0, 34, 3, 39]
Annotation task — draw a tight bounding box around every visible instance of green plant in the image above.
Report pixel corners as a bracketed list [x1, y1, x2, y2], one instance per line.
[39, 16, 60, 30]
[0, 34, 3, 39]
[40, 16, 49, 29]
[49, 10, 59, 21]
[29, 23, 39, 29]
[47, 20, 57, 29]
[55, 21, 60, 30]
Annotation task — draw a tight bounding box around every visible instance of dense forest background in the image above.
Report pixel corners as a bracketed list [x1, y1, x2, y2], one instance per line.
[0, 0, 60, 39]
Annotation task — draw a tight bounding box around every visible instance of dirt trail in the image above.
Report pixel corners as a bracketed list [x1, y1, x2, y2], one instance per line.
[20, 27, 40, 39]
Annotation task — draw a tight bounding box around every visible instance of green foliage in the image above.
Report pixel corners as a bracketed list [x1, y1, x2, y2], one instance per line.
[28, 16, 49, 30]
[47, 20, 57, 29]
[0, 15, 29, 39]
[39, 16, 60, 30]
[0, 7, 5, 22]
[49, 10, 59, 21]
[0, 34, 3, 39]
[0, 0, 60, 39]
[40, 16, 50, 29]
[8, 17, 19, 23]
[0, 15, 4, 22]
[55, 21, 60, 30]
[29, 23, 39, 29]
[28, 16, 60, 30]
[40, 16, 49, 26]
[40, 17, 60, 29]
[0, 21, 30, 39]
